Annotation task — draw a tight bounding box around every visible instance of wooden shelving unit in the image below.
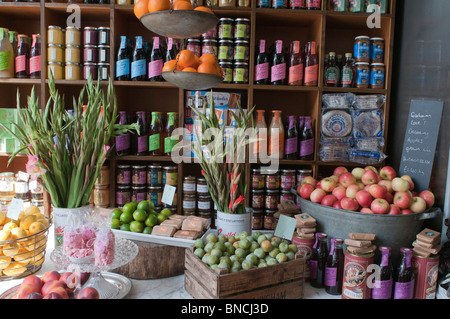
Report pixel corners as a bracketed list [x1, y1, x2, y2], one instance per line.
[0, 0, 396, 214]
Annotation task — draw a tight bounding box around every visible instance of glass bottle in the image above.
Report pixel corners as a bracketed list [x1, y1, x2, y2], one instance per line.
[290, 0, 305, 9]
[304, 41, 318, 86]
[325, 238, 344, 295]
[131, 36, 147, 81]
[148, 36, 164, 82]
[0, 28, 14, 78]
[341, 53, 355, 88]
[251, 109, 268, 161]
[29, 34, 41, 79]
[324, 51, 340, 87]
[270, 40, 286, 85]
[116, 111, 131, 156]
[372, 246, 394, 299]
[284, 115, 298, 160]
[255, 39, 269, 85]
[393, 247, 415, 299]
[337, 54, 343, 71]
[299, 116, 314, 160]
[268, 110, 284, 159]
[288, 40, 303, 86]
[310, 233, 328, 288]
[15, 34, 29, 78]
[164, 112, 178, 155]
[116, 35, 130, 81]
[306, 0, 320, 10]
[134, 111, 149, 156]
[9, 31, 18, 60]
[165, 37, 177, 63]
[149, 111, 163, 155]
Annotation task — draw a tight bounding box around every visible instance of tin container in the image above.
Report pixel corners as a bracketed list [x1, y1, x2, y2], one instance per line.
[291, 232, 315, 281]
[47, 26, 64, 45]
[65, 45, 81, 63]
[98, 62, 110, 80]
[412, 253, 439, 299]
[98, 27, 110, 46]
[83, 63, 97, 80]
[342, 249, 374, 299]
[47, 62, 64, 80]
[83, 27, 98, 46]
[65, 26, 81, 46]
[98, 45, 110, 63]
[83, 45, 98, 63]
[65, 63, 81, 80]
[47, 44, 64, 63]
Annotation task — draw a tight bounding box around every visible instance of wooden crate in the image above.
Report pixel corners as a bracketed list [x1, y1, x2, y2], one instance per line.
[184, 248, 305, 299]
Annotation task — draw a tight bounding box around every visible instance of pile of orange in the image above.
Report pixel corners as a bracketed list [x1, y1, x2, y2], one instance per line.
[134, 0, 214, 19]
[163, 51, 223, 77]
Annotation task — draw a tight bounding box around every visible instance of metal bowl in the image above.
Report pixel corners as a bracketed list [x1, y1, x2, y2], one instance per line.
[140, 10, 219, 39]
[162, 71, 223, 90]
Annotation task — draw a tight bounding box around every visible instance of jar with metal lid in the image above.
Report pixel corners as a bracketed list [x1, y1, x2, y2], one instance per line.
[47, 26, 64, 45]
[281, 190, 295, 202]
[65, 26, 81, 46]
[117, 164, 131, 186]
[116, 186, 131, 207]
[48, 44, 64, 63]
[233, 40, 249, 62]
[83, 63, 98, 80]
[147, 164, 162, 186]
[201, 39, 218, 56]
[163, 166, 178, 186]
[197, 194, 212, 212]
[98, 27, 110, 46]
[0, 172, 15, 200]
[14, 180, 29, 201]
[196, 177, 209, 195]
[354, 36, 370, 63]
[83, 45, 98, 63]
[187, 38, 201, 57]
[355, 62, 370, 88]
[265, 170, 280, 189]
[252, 209, 263, 230]
[47, 62, 64, 80]
[83, 27, 98, 46]
[238, 0, 250, 7]
[65, 63, 81, 80]
[297, 168, 312, 186]
[98, 45, 110, 63]
[98, 63, 110, 80]
[251, 189, 264, 209]
[95, 165, 110, 186]
[65, 45, 81, 64]
[370, 37, 384, 63]
[234, 18, 250, 40]
[370, 63, 385, 89]
[183, 209, 197, 216]
[233, 62, 249, 83]
[218, 40, 234, 62]
[131, 186, 146, 203]
[264, 209, 276, 230]
[183, 194, 196, 211]
[94, 185, 110, 207]
[183, 176, 196, 195]
[219, 61, 233, 83]
[132, 165, 147, 186]
[218, 18, 234, 40]
[219, 0, 235, 7]
[251, 168, 265, 189]
[265, 189, 280, 210]
[147, 185, 163, 207]
[280, 169, 296, 190]
[198, 211, 211, 223]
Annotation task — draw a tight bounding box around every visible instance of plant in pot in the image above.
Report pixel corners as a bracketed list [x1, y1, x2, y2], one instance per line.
[1, 73, 138, 246]
[189, 93, 255, 237]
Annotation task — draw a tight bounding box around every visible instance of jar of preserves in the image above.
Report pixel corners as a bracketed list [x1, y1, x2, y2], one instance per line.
[233, 62, 249, 83]
[83, 45, 98, 63]
[147, 185, 163, 207]
[116, 186, 131, 207]
[65, 45, 81, 64]
[187, 38, 201, 57]
[370, 37, 384, 63]
[31, 199, 44, 214]
[219, 0, 235, 7]
[183, 176, 196, 195]
[280, 169, 296, 190]
[98, 45, 110, 63]
[14, 180, 29, 201]
[219, 61, 233, 83]
[94, 185, 110, 207]
[281, 190, 295, 202]
[201, 39, 218, 56]
[265, 189, 280, 210]
[183, 194, 196, 211]
[30, 179, 44, 200]
[48, 44, 64, 63]
[196, 177, 209, 195]
[234, 18, 250, 40]
[66, 63, 81, 81]
[163, 166, 178, 186]
[354, 36, 370, 63]
[98, 27, 110, 46]
[65, 26, 81, 46]
[117, 164, 131, 186]
[218, 40, 234, 62]
[218, 18, 234, 40]
[132, 165, 147, 186]
[251, 168, 265, 189]
[370, 63, 385, 89]
[183, 209, 197, 217]
[0, 172, 15, 200]
[264, 209, 276, 230]
[83, 27, 98, 46]
[95, 165, 110, 186]
[252, 209, 263, 230]
[297, 168, 312, 186]
[147, 164, 162, 186]
[47, 26, 64, 45]
[83, 63, 98, 80]
[233, 40, 249, 62]
[355, 62, 370, 88]
[98, 62, 110, 80]
[265, 169, 280, 189]
[251, 189, 264, 209]
[132, 186, 147, 203]
[47, 62, 64, 80]
[238, 0, 250, 7]
[197, 194, 212, 212]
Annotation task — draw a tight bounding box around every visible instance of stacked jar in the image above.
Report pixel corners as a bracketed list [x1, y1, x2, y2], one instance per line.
[47, 26, 65, 80]
[93, 165, 110, 208]
[116, 164, 132, 208]
[354, 36, 385, 89]
[296, 168, 313, 210]
[83, 26, 111, 81]
[64, 26, 82, 80]
[182, 176, 212, 221]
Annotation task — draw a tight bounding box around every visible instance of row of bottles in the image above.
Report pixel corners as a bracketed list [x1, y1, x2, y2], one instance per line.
[0, 28, 41, 79]
[255, 39, 318, 86]
[116, 111, 179, 157]
[323, 52, 356, 88]
[116, 36, 179, 81]
[252, 110, 314, 160]
[256, 0, 321, 9]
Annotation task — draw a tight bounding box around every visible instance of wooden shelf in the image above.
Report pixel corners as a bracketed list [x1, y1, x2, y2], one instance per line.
[113, 155, 174, 162]
[322, 87, 388, 94]
[0, 78, 41, 85]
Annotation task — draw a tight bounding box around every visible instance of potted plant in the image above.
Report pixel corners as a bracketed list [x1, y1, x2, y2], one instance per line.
[1, 73, 138, 245]
[189, 93, 255, 237]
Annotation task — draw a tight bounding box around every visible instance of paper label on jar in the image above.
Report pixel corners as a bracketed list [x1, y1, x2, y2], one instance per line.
[148, 59, 163, 78]
[234, 45, 248, 60]
[271, 63, 286, 82]
[304, 64, 318, 83]
[15, 55, 26, 73]
[233, 67, 246, 83]
[116, 58, 130, 78]
[183, 199, 196, 210]
[198, 200, 211, 210]
[255, 62, 269, 81]
[197, 184, 209, 194]
[218, 45, 233, 60]
[183, 183, 196, 192]
[288, 64, 303, 83]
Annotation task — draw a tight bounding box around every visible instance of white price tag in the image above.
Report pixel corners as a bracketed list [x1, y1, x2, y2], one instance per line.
[7, 198, 24, 221]
[161, 184, 176, 206]
[18, 171, 30, 182]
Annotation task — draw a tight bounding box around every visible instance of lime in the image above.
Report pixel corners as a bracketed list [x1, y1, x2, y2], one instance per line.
[122, 203, 136, 216]
[160, 208, 172, 217]
[120, 211, 133, 224]
[111, 218, 121, 229]
[156, 213, 167, 224]
[143, 226, 153, 234]
[146, 200, 155, 210]
[129, 201, 138, 210]
[111, 209, 122, 220]
[133, 209, 148, 222]
[120, 223, 130, 231]
[145, 214, 158, 227]
[194, 238, 205, 249]
[130, 220, 144, 233]
[137, 200, 150, 212]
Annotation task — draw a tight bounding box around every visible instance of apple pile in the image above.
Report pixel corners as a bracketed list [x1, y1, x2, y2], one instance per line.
[297, 166, 435, 215]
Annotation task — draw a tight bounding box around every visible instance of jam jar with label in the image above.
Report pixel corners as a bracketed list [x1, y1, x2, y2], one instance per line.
[163, 166, 178, 186]
[183, 176, 196, 195]
[281, 169, 296, 190]
[197, 194, 212, 212]
[147, 185, 163, 207]
[233, 40, 250, 62]
[264, 209, 277, 230]
[116, 186, 131, 207]
[98, 63, 110, 80]
[251, 189, 265, 209]
[252, 209, 264, 230]
[265, 189, 280, 210]
[65, 62, 81, 80]
[83, 27, 98, 46]
[132, 165, 147, 186]
[219, 61, 233, 83]
[187, 38, 201, 57]
[147, 164, 162, 186]
[218, 18, 234, 40]
[117, 165, 131, 186]
[65, 26, 81, 46]
[196, 177, 209, 195]
[370, 63, 385, 89]
[98, 27, 110, 46]
[251, 168, 265, 189]
[234, 18, 250, 40]
[370, 37, 384, 63]
[297, 168, 313, 186]
[233, 62, 249, 83]
[218, 40, 234, 62]
[354, 36, 370, 63]
[94, 185, 110, 207]
[202, 39, 218, 56]
[355, 62, 370, 88]
[183, 194, 196, 211]
[265, 170, 280, 189]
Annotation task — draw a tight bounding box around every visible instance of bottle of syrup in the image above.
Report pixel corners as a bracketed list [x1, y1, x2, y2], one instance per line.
[149, 111, 163, 155]
[29, 34, 41, 79]
[372, 246, 394, 299]
[310, 233, 328, 288]
[270, 40, 286, 85]
[284, 115, 298, 160]
[393, 247, 415, 299]
[255, 39, 269, 85]
[288, 40, 304, 86]
[299, 116, 314, 160]
[325, 238, 345, 295]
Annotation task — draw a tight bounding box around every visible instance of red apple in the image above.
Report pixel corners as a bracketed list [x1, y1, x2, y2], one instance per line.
[332, 186, 347, 201]
[368, 184, 387, 199]
[339, 172, 357, 188]
[393, 191, 412, 209]
[410, 196, 427, 213]
[370, 198, 390, 215]
[363, 184, 372, 192]
[321, 194, 338, 207]
[299, 183, 315, 200]
[329, 175, 339, 184]
[333, 166, 348, 177]
[419, 190, 435, 208]
[301, 176, 317, 187]
[356, 190, 373, 208]
[401, 175, 415, 191]
[340, 197, 360, 211]
[361, 169, 378, 185]
[310, 188, 327, 203]
[384, 192, 394, 204]
[320, 177, 337, 193]
[365, 166, 379, 173]
[392, 177, 410, 192]
[379, 166, 397, 181]
[402, 209, 413, 215]
[360, 207, 374, 214]
[388, 204, 402, 215]
[378, 180, 393, 193]
[333, 201, 342, 209]
[351, 167, 365, 180]
[315, 180, 322, 189]
[346, 184, 361, 199]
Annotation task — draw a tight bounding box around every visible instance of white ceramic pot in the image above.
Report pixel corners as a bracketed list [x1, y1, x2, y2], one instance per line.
[52, 205, 90, 246]
[215, 209, 252, 238]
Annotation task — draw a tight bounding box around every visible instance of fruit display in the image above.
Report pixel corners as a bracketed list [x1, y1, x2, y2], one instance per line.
[0, 206, 51, 278]
[163, 51, 223, 77]
[193, 231, 299, 273]
[297, 165, 435, 215]
[14, 271, 98, 299]
[134, 0, 214, 19]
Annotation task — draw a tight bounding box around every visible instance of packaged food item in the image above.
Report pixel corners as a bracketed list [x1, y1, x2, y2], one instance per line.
[349, 233, 376, 241]
[181, 218, 203, 232]
[160, 218, 183, 230]
[151, 225, 177, 237]
[352, 109, 384, 138]
[352, 94, 385, 109]
[348, 149, 387, 165]
[344, 239, 373, 248]
[321, 109, 353, 138]
[346, 244, 377, 255]
[295, 213, 317, 227]
[173, 230, 199, 240]
[94, 228, 115, 266]
[322, 93, 355, 109]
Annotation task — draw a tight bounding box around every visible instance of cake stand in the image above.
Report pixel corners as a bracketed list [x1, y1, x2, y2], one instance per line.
[50, 237, 139, 299]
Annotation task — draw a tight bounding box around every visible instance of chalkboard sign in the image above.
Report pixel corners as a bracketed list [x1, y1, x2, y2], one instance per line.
[399, 99, 444, 192]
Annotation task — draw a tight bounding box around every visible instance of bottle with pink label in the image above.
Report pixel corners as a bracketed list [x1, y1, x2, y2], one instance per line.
[15, 34, 29, 78]
[394, 247, 415, 299]
[270, 40, 286, 85]
[325, 238, 344, 295]
[305, 41, 318, 86]
[149, 36, 163, 82]
[372, 246, 394, 299]
[29, 34, 41, 79]
[288, 40, 303, 86]
[255, 39, 269, 85]
[299, 116, 314, 160]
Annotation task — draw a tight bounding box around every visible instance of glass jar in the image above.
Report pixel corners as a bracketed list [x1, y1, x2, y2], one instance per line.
[251, 189, 264, 209]
[48, 44, 64, 63]
[297, 168, 313, 186]
[218, 40, 234, 62]
[98, 27, 110, 46]
[233, 40, 250, 62]
[132, 186, 147, 203]
[132, 165, 147, 186]
[116, 186, 131, 207]
[219, 0, 235, 7]
[47, 62, 64, 79]
[202, 27, 217, 39]
[234, 18, 250, 40]
[280, 169, 296, 190]
[65, 26, 81, 46]
[98, 63, 110, 81]
[47, 26, 64, 46]
[183, 176, 196, 195]
[30, 179, 44, 201]
[147, 164, 162, 186]
[370, 37, 384, 63]
[233, 62, 249, 83]
[238, 0, 250, 7]
[265, 169, 280, 189]
[281, 190, 295, 202]
[218, 18, 234, 40]
[31, 199, 44, 214]
[252, 209, 263, 230]
[83, 45, 98, 63]
[265, 189, 280, 210]
[196, 177, 209, 195]
[163, 166, 178, 186]
[147, 185, 163, 207]
[98, 45, 110, 63]
[187, 38, 201, 57]
[370, 63, 385, 89]
[117, 165, 131, 186]
[264, 209, 276, 230]
[95, 165, 110, 186]
[219, 61, 233, 83]
[83, 63, 98, 80]
[354, 36, 370, 63]
[355, 62, 370, 88]
[83, 27, 98, 46]
[65, 62, 82, 80]
[201, 39, 218, 56]
[183, 209, 197, 217]
[94, 185, 110, 207]
[197, 194, 212, 212]
[14, 180, 29, 201]
[251, 168, 265, 189]
[0, 172, 15, 200]
[183, 194, 196, 211]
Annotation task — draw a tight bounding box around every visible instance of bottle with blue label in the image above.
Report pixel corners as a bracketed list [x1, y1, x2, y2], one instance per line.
[116, 36, 130, 81]
[131, 36, 147, 81]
